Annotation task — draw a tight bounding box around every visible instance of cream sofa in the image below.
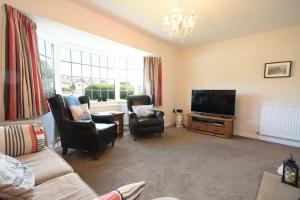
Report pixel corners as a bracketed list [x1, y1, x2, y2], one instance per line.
[16, 148, 98, 200]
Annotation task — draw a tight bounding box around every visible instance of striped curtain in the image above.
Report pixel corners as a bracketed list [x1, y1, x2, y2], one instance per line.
[143, 57, 162, 106]
[0, 5, 49, 121]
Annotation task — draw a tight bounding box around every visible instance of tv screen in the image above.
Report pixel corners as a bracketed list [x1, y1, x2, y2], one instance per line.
[191, 90, 236, 116]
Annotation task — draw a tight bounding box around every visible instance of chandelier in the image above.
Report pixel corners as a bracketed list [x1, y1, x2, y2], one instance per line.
[163, 0, 197, 42]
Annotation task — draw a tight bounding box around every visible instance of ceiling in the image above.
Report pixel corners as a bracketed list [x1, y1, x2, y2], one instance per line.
[70, 0, 300, 47]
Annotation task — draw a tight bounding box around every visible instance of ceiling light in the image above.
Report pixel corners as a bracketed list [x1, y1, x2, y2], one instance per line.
[163, 0, 197, 42]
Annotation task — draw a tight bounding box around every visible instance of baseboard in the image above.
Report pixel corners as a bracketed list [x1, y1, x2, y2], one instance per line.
[234, 132, 300, 148]
[165, 120, 175, 127]
[258, 135, 300, 148]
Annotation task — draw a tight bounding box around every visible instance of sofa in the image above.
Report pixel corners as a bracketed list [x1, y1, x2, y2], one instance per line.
[15, 147, 98, 200]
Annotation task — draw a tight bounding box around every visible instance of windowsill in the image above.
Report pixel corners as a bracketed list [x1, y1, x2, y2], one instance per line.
[90, 101, 127, 107]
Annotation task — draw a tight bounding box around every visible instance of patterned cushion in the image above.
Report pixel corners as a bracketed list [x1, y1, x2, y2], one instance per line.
[94, 191, 122, 200]
[95, 181, 146, 200]
[132, 105, 154, 117]
[0, 123, 46, 157]
[0, 153, 34, 199]
[69, 103, 92, 120]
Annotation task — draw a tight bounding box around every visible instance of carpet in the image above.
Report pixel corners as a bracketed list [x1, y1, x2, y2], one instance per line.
[60, 127, 300, 200]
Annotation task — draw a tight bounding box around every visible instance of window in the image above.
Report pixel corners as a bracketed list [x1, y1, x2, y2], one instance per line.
[59, 48, 116, 101]
[38, 38, 55, 98]
[58, 46, 144, 101]
[38, 38, 144, 102]
[118, 57, 143, 100]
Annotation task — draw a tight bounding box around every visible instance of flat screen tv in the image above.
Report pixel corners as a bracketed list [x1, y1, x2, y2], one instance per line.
[191, 90, 236, 116]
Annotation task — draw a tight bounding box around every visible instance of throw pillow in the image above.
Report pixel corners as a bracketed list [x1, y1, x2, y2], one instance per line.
[132, 105, 154, 117]
[0, 122, 46, 157]
[69, 103, 92, 120]
[0, 153, 34, 199]
[94, 181, 146, 200]
[94, 191, 122, 200]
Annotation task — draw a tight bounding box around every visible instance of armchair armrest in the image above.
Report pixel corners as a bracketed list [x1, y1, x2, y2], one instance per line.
[64, 119, 96, 130]
[91, 113, 114, 124]
[154, 110, 164, 118]
[128, 111, 137, 119]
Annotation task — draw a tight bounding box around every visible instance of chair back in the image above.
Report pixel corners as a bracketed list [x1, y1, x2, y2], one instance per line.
[48, 94, 67, 134]
[127, 95, 152, 112]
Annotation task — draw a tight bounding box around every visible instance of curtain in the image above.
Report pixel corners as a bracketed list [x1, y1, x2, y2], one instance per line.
[1, 5, 49, 121]
[143, 57, 162, 106]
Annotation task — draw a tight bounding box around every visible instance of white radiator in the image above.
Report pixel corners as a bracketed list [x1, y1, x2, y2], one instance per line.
[259, 103, 300, 142]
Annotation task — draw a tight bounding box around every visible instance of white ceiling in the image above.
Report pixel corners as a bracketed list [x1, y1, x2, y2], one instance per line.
[70, 0, 300, 47]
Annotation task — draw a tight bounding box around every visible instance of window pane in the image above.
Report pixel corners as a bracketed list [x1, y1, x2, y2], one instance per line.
[60, 62, 71, 76]
[127, 58, 134, 69]
[100, 68, 107, 79]
[120, 69, 127, 79]
[38, 39, 45, 56]
[72, 63, 81, 77]
[91, 54, 99, 66]
[82, 65, 91, 78]
[82, 52, 91, 65]
[108, 57, 114, 68]
[100, 56, 107, 67]
[61, 76, 73, 96]
[72, 76, 82, 96]
[92, 66, 100, 78]
[46, 42, 52, 58]
[127, 70, 135, 80]
[71, 50, 81, 63]
[118, 57, 126, 69]
[81, 78, 91, 99]
[60, 48, 70, 62]
[108, 69, 115, 79]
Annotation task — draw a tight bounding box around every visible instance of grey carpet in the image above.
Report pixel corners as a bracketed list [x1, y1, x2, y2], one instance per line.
[60, 127, 300, 200]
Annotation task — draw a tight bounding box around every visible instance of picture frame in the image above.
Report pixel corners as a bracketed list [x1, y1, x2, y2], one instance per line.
[264, 61, 292, 78]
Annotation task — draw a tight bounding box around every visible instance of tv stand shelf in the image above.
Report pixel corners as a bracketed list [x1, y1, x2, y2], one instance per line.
[187, 113, 234, 138]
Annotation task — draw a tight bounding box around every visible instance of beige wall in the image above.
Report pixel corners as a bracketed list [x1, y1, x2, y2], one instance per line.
[1, 0, 300, 144]
[0, 0, 179, 126]
[177, 25, 300, 139]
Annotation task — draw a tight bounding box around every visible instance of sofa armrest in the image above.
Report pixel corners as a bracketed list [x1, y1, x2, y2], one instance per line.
[91, 113, 114, 124]
[64, 119, 96, 130]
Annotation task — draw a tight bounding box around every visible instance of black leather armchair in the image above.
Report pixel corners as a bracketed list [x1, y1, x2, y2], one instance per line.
[48, 94, 117, 156]
[127, 95, 164, 140]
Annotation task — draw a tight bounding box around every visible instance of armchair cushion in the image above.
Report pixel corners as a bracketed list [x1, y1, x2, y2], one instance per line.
[69, 103, 92, 121]
[132, 104, 154, 117]
[137, 116, 162, 128]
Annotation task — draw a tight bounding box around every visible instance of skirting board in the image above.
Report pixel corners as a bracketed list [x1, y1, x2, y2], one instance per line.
[234, 132, 300, 148]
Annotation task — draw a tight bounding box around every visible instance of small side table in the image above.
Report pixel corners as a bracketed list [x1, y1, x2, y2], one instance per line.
[94, 111, 125, 137]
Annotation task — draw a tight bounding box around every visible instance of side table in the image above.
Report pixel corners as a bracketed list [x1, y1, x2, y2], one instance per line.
[94, 111, 125, 137]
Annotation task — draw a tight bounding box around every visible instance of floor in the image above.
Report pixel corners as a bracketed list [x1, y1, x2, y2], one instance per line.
[61, 127, 300, 200]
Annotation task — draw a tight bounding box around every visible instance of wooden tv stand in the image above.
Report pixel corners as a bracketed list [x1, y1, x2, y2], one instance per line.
[187, 113, 234, 138]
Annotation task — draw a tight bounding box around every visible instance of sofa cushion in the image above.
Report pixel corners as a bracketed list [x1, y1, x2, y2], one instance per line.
[23, 173, 97, 200]
[0, 153, 34, 200]
[0, 122, 46, 157]
[16, 148, 73, 185]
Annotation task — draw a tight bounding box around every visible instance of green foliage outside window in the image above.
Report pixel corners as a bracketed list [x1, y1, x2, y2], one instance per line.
[84, 81, 115, 100]
[84, 81, 134, 100]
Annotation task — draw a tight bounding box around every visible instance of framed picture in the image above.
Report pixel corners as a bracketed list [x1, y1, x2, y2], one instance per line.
[264, 61, 292, 78]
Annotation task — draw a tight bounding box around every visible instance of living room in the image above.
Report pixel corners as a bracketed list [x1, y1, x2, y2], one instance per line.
[0, 0, 300, 200]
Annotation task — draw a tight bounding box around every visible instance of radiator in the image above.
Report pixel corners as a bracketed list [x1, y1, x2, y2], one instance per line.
[259, 103, 300, 142]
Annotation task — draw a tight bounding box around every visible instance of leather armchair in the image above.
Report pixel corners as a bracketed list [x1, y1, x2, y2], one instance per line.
[127, 95, 164, 140]
[48, 94, 117, 156]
